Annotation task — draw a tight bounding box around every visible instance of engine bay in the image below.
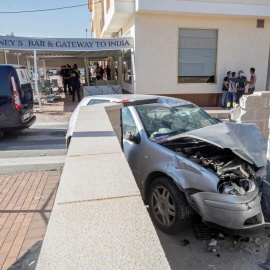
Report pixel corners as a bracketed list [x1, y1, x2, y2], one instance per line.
[162, 138, 262, 195]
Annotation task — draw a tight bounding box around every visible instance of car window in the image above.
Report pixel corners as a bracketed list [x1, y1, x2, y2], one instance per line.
[136, 104, 217, 140]
[88, 99, 110, 105]
[121, 107, 138, 139]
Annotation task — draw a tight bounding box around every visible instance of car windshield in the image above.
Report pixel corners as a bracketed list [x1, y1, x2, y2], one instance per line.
[135, 104, 218, 140]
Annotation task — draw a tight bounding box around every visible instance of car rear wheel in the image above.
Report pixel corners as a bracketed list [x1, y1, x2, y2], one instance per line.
[148, 176, 194, 235]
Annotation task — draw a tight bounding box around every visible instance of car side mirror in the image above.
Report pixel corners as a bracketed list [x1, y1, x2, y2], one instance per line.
[126, 132, 141, 144]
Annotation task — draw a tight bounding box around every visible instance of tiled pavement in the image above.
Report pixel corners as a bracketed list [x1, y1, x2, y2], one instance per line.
[0, 171, 61, 270]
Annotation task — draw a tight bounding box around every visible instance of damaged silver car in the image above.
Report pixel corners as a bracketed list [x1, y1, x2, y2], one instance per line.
[122, 96, 270, 236]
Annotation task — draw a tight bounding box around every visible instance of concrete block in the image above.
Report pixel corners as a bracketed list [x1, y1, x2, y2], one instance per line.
[76, 107, 108, 121]
[37, 197, 170, 270]
[255, 109, 270, 121]
[56, 153, 140, 204]
[231, 108, 256, 122]
[240, 95, 269, 109]
[106, 108, 121, 127]
[73, 118, 114, 133]
[68, 135, 122, 157]
[255, 120, 267, 131]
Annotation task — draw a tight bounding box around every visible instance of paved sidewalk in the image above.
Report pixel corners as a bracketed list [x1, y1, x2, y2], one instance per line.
[0, 171, 61, 270]
[34, 92, 78, 122]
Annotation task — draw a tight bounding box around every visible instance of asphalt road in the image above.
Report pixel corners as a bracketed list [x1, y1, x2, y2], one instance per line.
[0, 121, 68, 175]
[155, 221, 269, 270]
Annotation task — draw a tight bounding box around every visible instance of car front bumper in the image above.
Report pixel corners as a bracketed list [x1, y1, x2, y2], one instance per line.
[191, 189, 270, 236]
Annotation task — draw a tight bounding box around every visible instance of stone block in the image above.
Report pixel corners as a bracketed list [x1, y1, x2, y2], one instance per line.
[255, 109, 270, 121]
[231, 108, 256, 122]
[106, 108, 121, 127]
[37, 197, 170, 270]
[240, 95, 269, 109]
[56, 153, 140, 204]
[68, 135, 122, 157]
[73, 118, 114, 133]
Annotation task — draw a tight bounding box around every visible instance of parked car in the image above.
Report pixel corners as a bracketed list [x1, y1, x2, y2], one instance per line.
[48, 69, 59, 76]
[0, 65, 36, 136]
[66, 95, 270, 236]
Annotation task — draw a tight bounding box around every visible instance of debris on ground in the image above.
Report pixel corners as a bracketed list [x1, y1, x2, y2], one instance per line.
[244, 247, 254, 254]
[218, 233, 225, 240]
[193, 221, 222, 240]
[33, 196, 42, 200]
[182, 239, 190, 246]
[209, 239, 217, 246]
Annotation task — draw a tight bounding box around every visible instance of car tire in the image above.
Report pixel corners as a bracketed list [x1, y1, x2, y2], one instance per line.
[148, 176, 194, 235]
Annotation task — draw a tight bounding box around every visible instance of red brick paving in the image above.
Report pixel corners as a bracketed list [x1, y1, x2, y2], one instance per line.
[0, 171, 61, 270]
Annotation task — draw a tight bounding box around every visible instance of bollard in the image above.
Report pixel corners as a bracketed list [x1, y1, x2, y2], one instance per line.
[260, 242, 270, 270]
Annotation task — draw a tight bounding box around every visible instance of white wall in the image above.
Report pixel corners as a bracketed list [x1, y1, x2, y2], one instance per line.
[136, 0, 270, 17]
[134, 13, 270, 95]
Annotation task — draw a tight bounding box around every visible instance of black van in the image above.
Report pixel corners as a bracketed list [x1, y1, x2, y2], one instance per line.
[0, 65, 36, 135]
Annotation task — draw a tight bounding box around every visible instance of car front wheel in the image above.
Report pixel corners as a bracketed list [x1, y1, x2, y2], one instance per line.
[148, 176, 194, 235]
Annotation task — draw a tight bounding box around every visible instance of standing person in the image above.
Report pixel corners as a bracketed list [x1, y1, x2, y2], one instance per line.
[70, 64, 81, 102]
[63, 64, 72, 95]
[95, 64, 101, 80]
[236, 70, 247, 103]
[227, 72, 239, 110]
[100, 65, 104, 80]
[221, 71, 231, 108]
[105, 65, 111, 80]
[247, 67, 256, 94]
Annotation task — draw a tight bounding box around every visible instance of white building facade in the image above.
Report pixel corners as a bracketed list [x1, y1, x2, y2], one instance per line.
[89, 0, 270, 106]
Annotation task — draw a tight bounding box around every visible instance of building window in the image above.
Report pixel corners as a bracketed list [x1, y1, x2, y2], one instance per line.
[178, 29, 218, 84]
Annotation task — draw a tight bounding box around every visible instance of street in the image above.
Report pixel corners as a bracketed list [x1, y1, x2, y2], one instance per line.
[0, 121, 67, 175]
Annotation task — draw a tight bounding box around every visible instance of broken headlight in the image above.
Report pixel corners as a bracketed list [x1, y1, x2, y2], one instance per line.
[218, 179, 254, 196]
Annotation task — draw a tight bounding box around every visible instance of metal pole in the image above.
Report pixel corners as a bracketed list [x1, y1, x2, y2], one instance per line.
[84, 57, 90, 86]
[33, 50, 42, 112]
[131, 49, 136, 94]
[4, 50, 7, 64]
[16, 54, 19, 65]
[42, 60, 46, 80]
[26, 56, 31, 78]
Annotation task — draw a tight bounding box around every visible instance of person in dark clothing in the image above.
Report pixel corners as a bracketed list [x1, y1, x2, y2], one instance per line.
[100, 66, 104, 80]
[95, 64, 101, 80]
[221, 71, 231, 108]
[62, 65, 72, 95]
[236, 70, 247, 103]
[70, 64, 81, 102]
[105, 65, 111, 80]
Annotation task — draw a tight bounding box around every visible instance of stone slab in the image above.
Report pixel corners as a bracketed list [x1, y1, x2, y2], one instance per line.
[56, 153, 140, 204]
[37, 197, 170, 270]
[73, 118, 114, 133]
[68, 135, 122, 156]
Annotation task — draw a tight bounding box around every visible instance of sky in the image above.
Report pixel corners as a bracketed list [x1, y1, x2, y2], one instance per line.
[0, 0, 92, 38]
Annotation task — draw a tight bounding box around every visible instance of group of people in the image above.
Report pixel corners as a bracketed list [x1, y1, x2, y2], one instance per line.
[93, 64, 111, 80]
[221, 67, 257, 109]
[59, 64, 81, 102]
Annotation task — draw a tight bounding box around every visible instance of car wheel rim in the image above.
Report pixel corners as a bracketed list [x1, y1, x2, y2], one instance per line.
[151, 186, 176, 227]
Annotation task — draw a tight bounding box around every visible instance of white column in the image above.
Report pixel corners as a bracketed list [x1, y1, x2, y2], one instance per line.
[4, 50, 8, 64]
[84, 57, 90, 86]
[26, 56, 31, 78]
[34, 50, 42, 111]
[131, 49, 136, 94]
[16, 54, 20, 65]
[42, 60, 46, 79]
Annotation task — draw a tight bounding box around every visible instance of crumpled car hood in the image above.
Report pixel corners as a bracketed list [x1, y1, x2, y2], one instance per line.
[164, 122, 267, 168]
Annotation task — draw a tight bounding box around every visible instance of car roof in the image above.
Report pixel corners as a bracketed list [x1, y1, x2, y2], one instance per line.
[0, 64, 26, 69]
[84, 94, 193, 106]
